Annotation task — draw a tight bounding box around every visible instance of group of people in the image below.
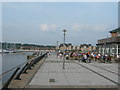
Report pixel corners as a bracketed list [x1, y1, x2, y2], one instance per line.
[57, 51, 120, 63]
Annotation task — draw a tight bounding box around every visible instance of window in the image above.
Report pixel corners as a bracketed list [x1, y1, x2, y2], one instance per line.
[118, 44, 120, 55]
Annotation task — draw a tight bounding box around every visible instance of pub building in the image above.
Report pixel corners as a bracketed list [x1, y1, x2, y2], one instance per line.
[97, 28, 120, 56]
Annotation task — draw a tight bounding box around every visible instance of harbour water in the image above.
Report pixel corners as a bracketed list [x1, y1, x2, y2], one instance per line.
[0, 52, 33, 86]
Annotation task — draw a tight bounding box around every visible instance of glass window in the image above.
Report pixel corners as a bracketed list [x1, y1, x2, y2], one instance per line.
[117, 44, 120, 55]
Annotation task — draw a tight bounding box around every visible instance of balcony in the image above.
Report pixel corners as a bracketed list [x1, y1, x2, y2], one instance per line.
[98, 36, 120, 44]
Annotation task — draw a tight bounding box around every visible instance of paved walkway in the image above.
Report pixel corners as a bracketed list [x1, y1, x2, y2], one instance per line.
[29, 55, 119, 88]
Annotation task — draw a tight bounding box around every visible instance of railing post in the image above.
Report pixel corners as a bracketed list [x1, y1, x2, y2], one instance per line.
[22, 64, 29, 74]
[34, 58, 37, 64]
[2, 67, 20, 90]
[31, 60, 35, 67]
[22, 61, 33, 74]
[14, 63, 28, 80]
[27, 60, 33, 69]
[35, 58, 38, 63]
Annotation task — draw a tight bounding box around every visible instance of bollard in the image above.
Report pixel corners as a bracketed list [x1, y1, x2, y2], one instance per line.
[14, 63, 28, 80]
[2, 67, 20, 90]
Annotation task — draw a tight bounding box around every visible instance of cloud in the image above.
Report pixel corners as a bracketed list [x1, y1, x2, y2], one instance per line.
[40, 24, 48, 31]
[40, 23, 109, 32]
[93, 25, 108, 32]
[71, 23, 108, 32]
[40, 24, 57, 31]
[50, 24, 57, 31]
[71, 24, 83, 31]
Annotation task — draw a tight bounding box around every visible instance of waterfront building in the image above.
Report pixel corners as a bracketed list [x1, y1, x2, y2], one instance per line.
[58, 43, 96, 52]
[67, 45, 72, 50]
[80, 44, 96, 52]
[59, 43, 72, 51]
[76, 46, 80, 50]
[72, 45, 77, 50]
[97, 28, 120, 56]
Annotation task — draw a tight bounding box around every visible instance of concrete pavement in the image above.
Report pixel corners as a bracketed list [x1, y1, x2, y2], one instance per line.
[28, 54, 118, 88]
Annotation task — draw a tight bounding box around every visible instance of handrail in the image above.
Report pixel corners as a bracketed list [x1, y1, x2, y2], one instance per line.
[14, 63, 29, 80]
[1, 53, 47, 89]
[0, 54, 45, 77]
[14, 54, 46, 80]
[2, 67, 20, 89]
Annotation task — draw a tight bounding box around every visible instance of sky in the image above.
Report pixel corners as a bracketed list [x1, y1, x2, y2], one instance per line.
[2, 2, 118, 46]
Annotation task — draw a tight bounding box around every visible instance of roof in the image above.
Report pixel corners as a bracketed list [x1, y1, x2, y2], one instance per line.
[109, 27, 120, 33]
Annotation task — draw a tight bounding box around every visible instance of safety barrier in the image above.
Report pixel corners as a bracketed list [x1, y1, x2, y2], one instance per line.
[1, 53, 47, 90]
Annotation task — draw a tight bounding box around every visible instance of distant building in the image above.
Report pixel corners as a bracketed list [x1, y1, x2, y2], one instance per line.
[0, 42, 55, 50]
[58, 43, 96, 52]
[72, 45, 77, 50]
[97, 28, 120, 56]
[20, 46, 34, 50]
[80, 44, 96, 52]
[58, 43, 72, 51]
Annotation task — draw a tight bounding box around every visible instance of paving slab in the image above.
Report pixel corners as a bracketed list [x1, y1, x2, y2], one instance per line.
[29, 55, 118, 88]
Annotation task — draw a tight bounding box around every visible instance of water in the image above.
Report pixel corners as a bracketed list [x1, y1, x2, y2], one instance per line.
[0, 52, 33, 87]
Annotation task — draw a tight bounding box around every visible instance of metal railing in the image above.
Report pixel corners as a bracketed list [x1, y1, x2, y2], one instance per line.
[98, 36, 120, 44]
[1, 53, 47, 90]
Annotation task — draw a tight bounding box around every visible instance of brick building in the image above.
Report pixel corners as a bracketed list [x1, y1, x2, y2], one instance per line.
[58, 43, 96, 52]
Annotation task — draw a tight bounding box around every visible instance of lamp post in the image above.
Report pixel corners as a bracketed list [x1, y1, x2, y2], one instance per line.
[56, 41, 59, 56]
[62, 29, 67, 69]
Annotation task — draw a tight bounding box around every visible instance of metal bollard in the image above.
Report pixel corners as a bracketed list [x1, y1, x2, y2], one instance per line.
[14, 63, 28, 80]
[2, 67, 20, 89]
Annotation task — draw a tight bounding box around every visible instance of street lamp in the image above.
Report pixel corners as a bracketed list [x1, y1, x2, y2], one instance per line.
[56, 41, 59, 56]
[62, 29, 67, 69]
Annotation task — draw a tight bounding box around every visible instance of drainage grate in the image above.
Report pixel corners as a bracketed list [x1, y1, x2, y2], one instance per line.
[49, 79, 55, 82]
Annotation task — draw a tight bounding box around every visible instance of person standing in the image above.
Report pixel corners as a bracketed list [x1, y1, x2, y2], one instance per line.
[107, 55, 111, 63]
[87, 53, 91, 63]
[83, 54, 87, 63]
